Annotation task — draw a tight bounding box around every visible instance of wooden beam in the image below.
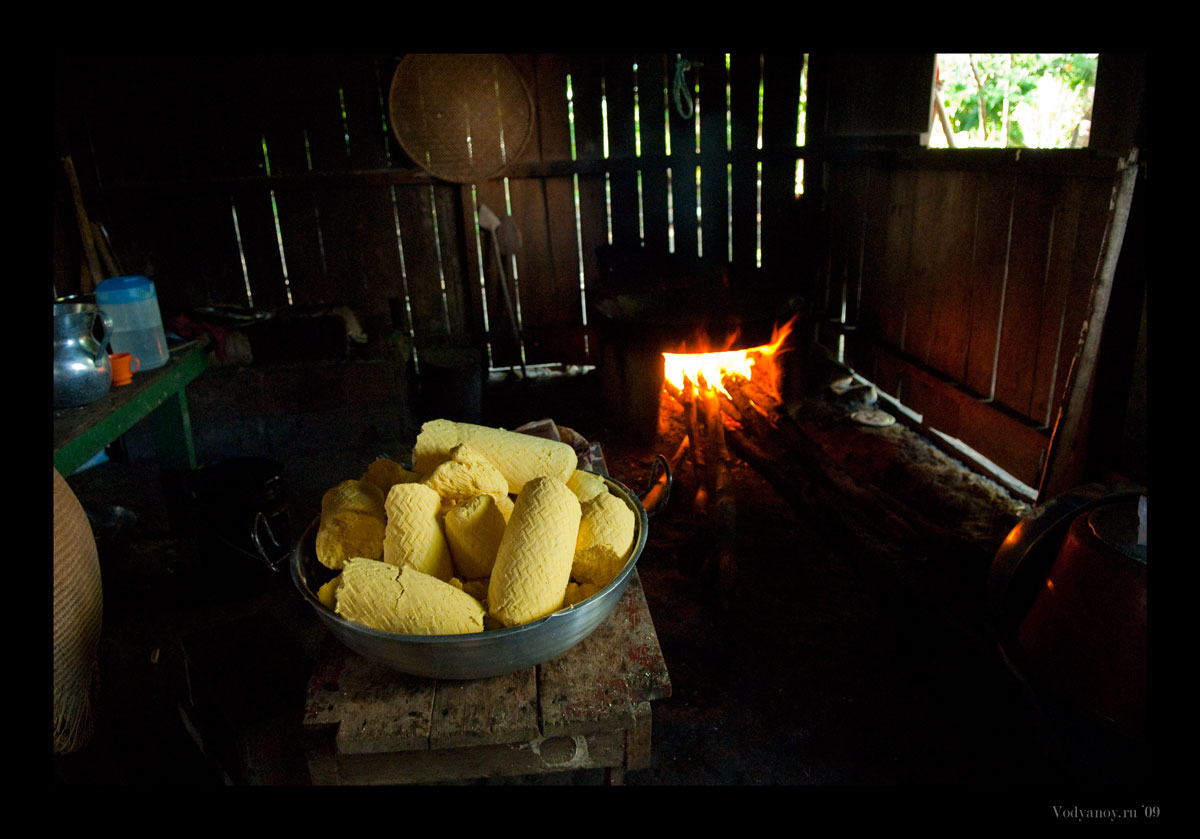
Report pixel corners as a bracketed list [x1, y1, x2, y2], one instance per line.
[1037, 152, 1141, 503]
[62, 155, 104, 291]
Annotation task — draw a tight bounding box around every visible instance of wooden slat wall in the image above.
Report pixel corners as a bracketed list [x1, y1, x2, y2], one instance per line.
[820, 150, 1120, 488]
[63, 52, 808, 372]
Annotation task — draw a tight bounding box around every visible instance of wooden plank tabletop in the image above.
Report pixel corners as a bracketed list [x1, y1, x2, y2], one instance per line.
[302, 571, 671, 762]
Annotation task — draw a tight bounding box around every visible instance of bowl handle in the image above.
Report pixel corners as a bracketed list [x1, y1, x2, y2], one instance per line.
[250, 510, 290, 573]
[637, 453, 673, 517]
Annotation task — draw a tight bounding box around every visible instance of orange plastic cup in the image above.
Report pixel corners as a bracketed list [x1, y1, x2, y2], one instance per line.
[111, 352, 140, 386]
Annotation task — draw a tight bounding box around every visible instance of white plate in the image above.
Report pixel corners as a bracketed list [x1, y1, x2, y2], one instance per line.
[851, 408, 896, 427]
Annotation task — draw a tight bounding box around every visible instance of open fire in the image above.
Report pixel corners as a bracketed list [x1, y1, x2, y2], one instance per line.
[655, 316, 798, 606]
[661, 316, 797, 400]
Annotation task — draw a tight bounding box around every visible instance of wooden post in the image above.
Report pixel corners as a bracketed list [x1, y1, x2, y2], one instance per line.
[62, 156, 104, 292]
[1037, 151, 1140, 504]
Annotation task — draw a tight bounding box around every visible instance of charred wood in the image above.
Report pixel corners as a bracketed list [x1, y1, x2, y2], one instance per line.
[681, 380, 708, 517]
[702, 384, 737, 607]
[719, 378, 999, 628]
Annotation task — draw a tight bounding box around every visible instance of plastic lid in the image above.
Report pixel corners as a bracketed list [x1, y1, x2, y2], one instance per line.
[95, 275, 155, 303]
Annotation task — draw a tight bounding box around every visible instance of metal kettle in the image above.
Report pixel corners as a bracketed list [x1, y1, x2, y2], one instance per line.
[54, 300, 114, 409]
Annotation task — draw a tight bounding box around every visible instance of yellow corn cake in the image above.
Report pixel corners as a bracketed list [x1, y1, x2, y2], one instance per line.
[444, 493, 508, 580]
[572, 490, 637, 588]
[413, 419, 577, 495]
[317, 575, 341, 609]
[321, 479, 387, 517]
[487, 476, 582, 627]
[563, 580, 603, 607]
[421, 443, 510, 505]
[494, 493, 515, 521]
[334, 558, 485, 635]
[566, 468, 608, 503]
[383, 482, 455, 581]
[450, 576, 490, 604]
[315, 511, 386, 569]
[315, 479, 387, 569]
[360, 457, 420, 495]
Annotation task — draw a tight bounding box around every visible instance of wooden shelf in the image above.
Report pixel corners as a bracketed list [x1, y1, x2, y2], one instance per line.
[54, 339, 211, 476]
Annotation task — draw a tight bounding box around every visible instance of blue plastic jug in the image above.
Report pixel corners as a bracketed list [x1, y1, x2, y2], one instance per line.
[94, 275, 169, 370]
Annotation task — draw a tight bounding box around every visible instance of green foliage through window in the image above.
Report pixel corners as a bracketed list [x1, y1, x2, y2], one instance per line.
[931, 54, 1098, 149]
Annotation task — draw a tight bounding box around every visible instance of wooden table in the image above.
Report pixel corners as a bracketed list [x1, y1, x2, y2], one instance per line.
[300, 571, 672, 785]
[53, 339, 210, 476]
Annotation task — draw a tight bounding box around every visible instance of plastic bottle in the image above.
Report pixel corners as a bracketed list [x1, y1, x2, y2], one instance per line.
[94, 275, 170, 370]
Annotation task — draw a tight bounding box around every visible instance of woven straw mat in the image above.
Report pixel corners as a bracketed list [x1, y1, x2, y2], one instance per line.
[53, 468, 103, 754]
[389, 54, 533, 184]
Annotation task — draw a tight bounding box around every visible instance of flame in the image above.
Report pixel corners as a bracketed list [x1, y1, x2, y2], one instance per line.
[663, 316, 796, 397]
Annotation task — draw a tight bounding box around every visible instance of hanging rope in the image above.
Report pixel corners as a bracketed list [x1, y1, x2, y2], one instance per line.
[673, 54, 703, 119]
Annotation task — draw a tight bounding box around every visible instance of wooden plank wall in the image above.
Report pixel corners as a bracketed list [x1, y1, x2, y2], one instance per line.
[817, 149, 1121, 489]
[58, 52, 809, 373]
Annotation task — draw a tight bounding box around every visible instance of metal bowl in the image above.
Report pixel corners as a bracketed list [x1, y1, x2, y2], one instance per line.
[290, 474, 650, 680]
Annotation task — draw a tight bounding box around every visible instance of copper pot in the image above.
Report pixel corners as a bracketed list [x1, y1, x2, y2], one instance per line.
[990, 487, 1147, 742]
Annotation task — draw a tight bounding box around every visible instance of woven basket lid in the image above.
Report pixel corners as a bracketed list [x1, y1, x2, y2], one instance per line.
[53, 468, 103, 754]
[388, 54, 534, 184]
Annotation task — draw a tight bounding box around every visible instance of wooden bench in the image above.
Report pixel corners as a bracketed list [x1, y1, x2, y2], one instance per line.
[301, 571, 671, 785]
[53, 338, 210, 476]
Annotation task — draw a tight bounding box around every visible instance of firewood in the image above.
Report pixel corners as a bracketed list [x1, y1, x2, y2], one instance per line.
[729, 372, 782, 418]
[721, 376, 997, 597]
[703, 386, 737, 607]
[681, 380, 708, 515]
[723, 379, 924, 556]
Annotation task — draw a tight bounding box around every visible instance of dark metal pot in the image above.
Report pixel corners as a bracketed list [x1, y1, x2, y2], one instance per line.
[185, 457, 293, 595]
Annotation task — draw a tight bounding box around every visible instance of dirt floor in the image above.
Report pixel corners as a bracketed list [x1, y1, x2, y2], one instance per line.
[52, 366, 1156, 809]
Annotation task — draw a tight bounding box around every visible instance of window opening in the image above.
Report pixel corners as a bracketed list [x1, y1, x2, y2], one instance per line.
[260, 136, 294, 306]
[756, 55, 764, 267]
[796, 54, 808, 197]
[373, 71, 419, 368]
[567, 73, 590, 360]
[427, 183, 451, 335]
[601, 77, 610, 159]
[664, 69, 675, 252]
[494, 73, 510, 164]
[470, 188, 495, 369]
[230, 200, 253, 308]
[338, 88, 352, 161]
[499, 176, 528, 371]
[633, 62, 646, 243]
[755, 160, 763, 268]
[303, 129, 329, 281]
[666, 168, 675, 253]
[390, 187, 417, 359]
[694, 69, 702, 258]
[503, 177, 522, 335]
[726, 55, 734, 262]
[930, 54, 1098, 149]
[601, 75, 614, 243]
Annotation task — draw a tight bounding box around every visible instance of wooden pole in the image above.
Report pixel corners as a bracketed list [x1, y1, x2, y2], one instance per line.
[1036, 151, 1140, 504]
[91, 221, 124, 278]
[62, 156, 104, 293]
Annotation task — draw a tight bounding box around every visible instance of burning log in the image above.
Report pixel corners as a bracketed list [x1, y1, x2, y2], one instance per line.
[654, 316, 995, 621]
[679, 379, 708, 517]
[701, 380, 737, 606]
